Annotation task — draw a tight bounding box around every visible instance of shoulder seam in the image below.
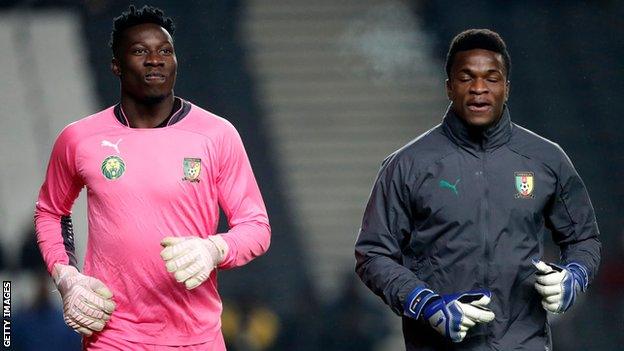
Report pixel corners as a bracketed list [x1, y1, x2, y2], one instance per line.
[170, 124, 231, 139]
[505, 144, 560, 181]
[170, 108, 234, 139]
[392, 126, 456, 172]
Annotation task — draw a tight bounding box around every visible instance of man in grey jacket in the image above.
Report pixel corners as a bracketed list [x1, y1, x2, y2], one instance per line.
[355, 29, 601, 350]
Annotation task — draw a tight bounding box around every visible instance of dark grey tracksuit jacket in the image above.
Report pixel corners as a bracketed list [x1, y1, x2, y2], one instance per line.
[355, 106, 601, 350]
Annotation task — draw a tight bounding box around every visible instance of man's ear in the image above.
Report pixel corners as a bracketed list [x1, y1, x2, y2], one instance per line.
[505, 80, 511, 102]
[111, 57, 121, 77]
[445, 78, 453, 101]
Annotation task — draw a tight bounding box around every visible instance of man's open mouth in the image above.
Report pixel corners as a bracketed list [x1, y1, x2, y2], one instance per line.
[467, 101, 492, 113]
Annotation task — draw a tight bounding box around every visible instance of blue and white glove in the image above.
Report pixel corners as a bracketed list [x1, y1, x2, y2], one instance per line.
[533, 259, 588, 314]
[404, 287, 496, 343]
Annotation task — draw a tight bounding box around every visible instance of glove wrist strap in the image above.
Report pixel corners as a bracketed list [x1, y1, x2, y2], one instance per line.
[566, 262, 589, 292]
[52, 264, 77, 286]
[404, 286, 439, 320]
[206, 235, 229, 264]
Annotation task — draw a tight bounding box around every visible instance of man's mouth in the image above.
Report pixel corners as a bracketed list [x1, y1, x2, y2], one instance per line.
[145, 72, 166, 81]
[466, 101, 492, 113]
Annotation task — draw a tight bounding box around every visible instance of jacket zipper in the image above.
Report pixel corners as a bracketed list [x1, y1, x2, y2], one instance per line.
[481, 148, 491, 342]
[482, 150, 490, 285]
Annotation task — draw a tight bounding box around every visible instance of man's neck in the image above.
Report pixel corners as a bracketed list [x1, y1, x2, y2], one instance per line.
[120, 93, 175, 128]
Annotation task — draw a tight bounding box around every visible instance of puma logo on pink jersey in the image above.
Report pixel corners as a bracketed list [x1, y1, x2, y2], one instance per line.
[101, 139, 122, 153]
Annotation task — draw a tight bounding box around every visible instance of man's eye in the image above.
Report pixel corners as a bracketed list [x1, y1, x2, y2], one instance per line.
[458, 77, 471, 82]
[133, 48, 147, 55]
[487, 77, 500, 83]
[160, 49, 173, 55]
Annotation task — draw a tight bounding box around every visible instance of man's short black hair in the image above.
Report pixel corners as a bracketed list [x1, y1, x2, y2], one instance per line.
[109, 5, 175, 57]
[445, 29, 511, 80]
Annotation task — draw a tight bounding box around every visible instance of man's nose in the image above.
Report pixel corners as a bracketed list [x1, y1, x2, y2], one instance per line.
[470, 78, 488, 94]
[145, 51, 164, 66]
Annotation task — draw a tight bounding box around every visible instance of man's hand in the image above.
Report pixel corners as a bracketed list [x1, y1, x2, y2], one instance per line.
[533, 260, 588, 314]
[404, 287, 495, 343]
[53, 264, 116, 336]
[160, 236, 229, 290]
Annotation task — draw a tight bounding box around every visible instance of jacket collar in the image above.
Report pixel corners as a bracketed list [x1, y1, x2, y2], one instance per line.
[442, 104, 512, 152]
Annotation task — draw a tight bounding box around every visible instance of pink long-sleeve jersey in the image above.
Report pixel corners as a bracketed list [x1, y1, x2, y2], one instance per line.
[34, 98, 270, 346]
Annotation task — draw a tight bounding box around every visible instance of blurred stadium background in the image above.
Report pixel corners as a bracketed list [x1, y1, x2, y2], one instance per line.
[0, 0, 622, 350]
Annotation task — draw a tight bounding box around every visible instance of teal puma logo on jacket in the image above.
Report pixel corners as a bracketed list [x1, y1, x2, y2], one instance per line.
[439, 178, 460, 195]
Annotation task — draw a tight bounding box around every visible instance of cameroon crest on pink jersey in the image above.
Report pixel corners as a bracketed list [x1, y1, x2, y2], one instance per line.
[183, 158, 201, 182]
[101, 156, 126, 180]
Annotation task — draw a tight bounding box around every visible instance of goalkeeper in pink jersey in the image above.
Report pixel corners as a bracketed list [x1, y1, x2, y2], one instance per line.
[34, 5, 270, 350]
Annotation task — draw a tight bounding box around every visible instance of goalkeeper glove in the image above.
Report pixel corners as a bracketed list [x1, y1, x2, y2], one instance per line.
[52, 264, 116, 336]
[404, 287, 495, 343]
[160, 235, 228, 290]
[533, 259, 588, 314]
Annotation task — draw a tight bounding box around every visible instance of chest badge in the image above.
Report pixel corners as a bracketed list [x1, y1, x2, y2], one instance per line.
[183, 158, 202, 182]
[515, 172, 534, 199]
[101, 156, 126, 180]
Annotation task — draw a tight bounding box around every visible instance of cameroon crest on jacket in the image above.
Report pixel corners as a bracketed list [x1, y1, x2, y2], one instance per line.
[514, 171, 534, 199]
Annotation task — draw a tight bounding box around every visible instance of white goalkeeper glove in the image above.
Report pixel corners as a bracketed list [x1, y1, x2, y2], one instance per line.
[533, 259, 588, 314]
[52, 264, 116, 336]
[160, 236, 229, 290]
[404, 287, 496, 343]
